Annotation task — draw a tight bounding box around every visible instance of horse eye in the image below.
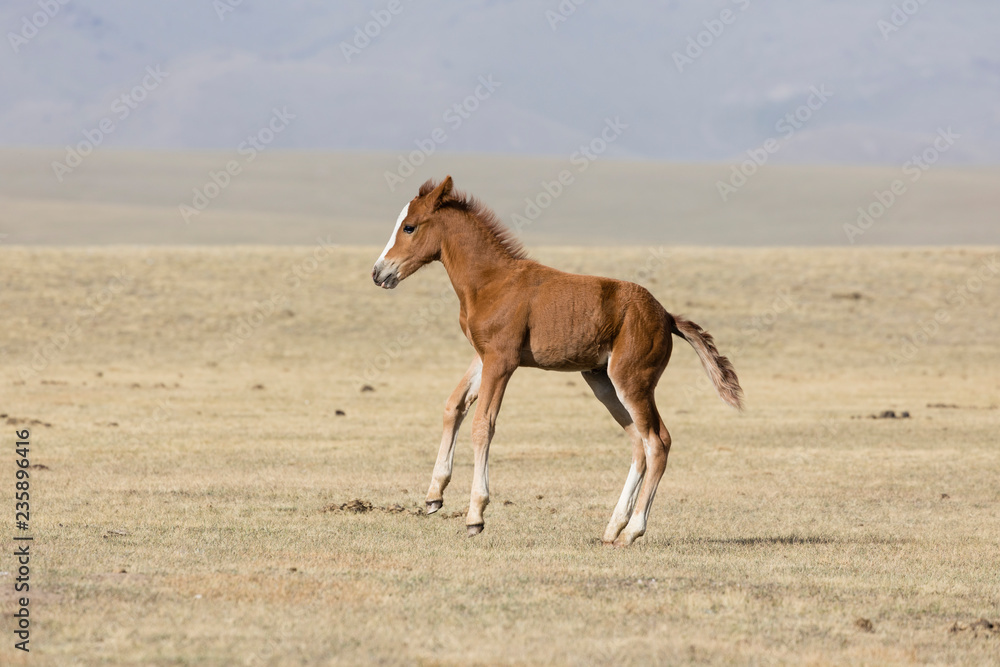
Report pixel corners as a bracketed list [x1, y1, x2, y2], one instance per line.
[403, 225, 416, 234]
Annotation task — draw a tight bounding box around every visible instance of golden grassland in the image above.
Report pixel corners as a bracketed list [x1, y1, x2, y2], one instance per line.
[1, 245, 998, 666]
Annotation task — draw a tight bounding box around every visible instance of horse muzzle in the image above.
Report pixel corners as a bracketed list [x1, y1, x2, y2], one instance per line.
[372, 261, 400, 289]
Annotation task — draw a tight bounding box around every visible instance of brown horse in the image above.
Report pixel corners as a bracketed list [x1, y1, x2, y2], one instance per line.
[372, 176, 743, 546]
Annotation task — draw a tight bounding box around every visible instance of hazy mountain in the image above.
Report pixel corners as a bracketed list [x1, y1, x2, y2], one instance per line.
[2, 0, 998, 164]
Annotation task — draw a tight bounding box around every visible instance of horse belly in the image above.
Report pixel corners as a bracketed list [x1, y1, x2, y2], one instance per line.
[520, 311, 611, 371]
[519, 346, 607, 371]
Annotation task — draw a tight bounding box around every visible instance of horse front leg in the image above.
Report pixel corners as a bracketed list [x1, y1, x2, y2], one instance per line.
[425, 356, 482, 514]
[466, 358, 515, 536]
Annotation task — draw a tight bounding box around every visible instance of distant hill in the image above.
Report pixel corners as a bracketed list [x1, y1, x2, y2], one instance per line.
[1, 149, 998, 246]
[1, 0, 998, 164]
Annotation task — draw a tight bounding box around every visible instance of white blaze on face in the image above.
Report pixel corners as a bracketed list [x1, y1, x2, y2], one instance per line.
[377, 202, 410, 264]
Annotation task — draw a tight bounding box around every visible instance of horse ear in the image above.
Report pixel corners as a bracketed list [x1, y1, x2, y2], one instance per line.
[428, 175, 453, 208]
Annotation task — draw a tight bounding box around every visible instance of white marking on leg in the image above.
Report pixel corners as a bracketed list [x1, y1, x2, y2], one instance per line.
[604, 461, 644, 542]
[618, 433, 666, 544]
[427, 358, 482, 504]
[616, 462, 643, 517]
[376, 202, 410, 263]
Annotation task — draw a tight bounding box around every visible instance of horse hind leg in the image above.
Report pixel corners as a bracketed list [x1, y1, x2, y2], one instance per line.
[605, 445, 646, 544]
[581, 369, 647, 544]
[614, 394, 671, 547]
[601, 309, 674, 546]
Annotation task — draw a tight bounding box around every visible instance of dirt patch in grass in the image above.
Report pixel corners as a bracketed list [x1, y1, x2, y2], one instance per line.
[949, 618, 999, 638]
[322, 499, 423, 516]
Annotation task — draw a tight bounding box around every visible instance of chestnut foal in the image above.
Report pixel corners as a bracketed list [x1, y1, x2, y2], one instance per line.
[372, 177, 743, 546]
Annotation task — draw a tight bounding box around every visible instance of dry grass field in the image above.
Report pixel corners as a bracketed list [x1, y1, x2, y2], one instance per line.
[1, 245, 999, 665]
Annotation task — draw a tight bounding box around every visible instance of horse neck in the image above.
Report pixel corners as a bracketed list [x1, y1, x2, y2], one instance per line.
[438, 210, 515, 303]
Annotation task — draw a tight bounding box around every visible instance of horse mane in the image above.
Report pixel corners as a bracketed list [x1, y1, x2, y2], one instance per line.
[419, 179, 529, 261]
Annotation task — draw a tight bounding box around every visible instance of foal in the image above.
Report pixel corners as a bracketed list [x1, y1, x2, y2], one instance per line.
[372, 177, 743, 546]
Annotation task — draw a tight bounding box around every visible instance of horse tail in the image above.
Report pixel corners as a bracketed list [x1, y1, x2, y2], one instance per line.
[670, 314, 744, 411]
